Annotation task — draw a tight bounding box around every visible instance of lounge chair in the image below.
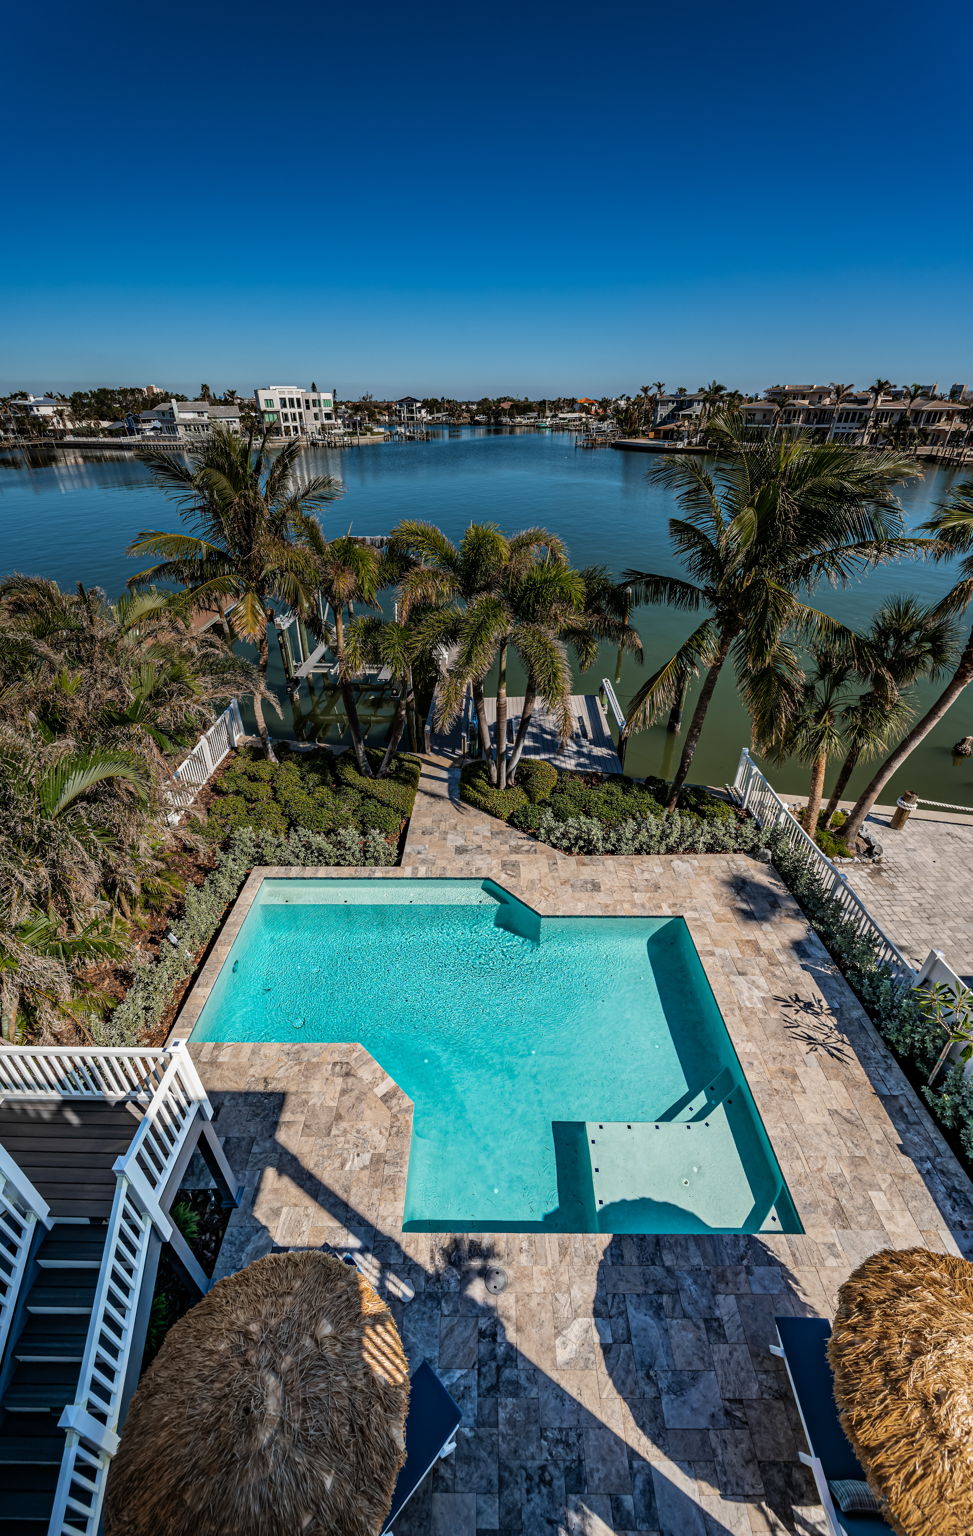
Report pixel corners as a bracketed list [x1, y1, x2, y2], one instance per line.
[381, 1361, 462, 1534]
[772, 1316, 892, 1535]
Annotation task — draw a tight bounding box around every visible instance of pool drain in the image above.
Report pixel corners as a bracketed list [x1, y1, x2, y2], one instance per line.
[485, 1266, 508, 1295]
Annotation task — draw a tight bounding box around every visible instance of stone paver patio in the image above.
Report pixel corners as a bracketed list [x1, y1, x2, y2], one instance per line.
[177, 758, 973, 1535]
[844, 806, 973, 982]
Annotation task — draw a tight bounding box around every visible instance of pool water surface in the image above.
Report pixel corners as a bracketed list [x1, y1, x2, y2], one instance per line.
[191, 878, 799, 1234]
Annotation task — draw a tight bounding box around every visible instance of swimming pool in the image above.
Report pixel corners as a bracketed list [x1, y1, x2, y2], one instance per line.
[191, 878, 799, 1234]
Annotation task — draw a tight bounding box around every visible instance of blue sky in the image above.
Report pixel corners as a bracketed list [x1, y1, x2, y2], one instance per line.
[3, 0, 972, 398]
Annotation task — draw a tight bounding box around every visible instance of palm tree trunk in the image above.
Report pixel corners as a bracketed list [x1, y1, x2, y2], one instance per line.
[495, 642, 509, 790]
[340, 681, 372, 775]
[253, 626, 278, 763]
[822, 745, 860, 826]
[666, 677, 687, 734]
[803, 750, 827, 834]
[507, 676, 537, 779]
[471, 678, 496, 780]
[377, 690, 408, 777]
[666, 636, 731, 810]
[840, 629, 973, 847]
[404, 663, 419, 753]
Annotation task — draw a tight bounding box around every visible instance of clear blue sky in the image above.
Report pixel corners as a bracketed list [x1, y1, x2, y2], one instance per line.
[3, 0, 972, 399]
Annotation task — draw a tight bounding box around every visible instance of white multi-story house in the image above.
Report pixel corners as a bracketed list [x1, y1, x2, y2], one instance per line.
[8, 394, 74, 432]
[254, 385, 336, 438]
[395, 396, 425, 424]
[137, 399, 242, 439]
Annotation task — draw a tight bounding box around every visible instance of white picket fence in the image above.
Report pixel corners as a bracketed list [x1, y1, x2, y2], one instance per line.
[0, 1043, 214, 1536]
[733, 747, 970, 999]
[166, 697, 245, 823]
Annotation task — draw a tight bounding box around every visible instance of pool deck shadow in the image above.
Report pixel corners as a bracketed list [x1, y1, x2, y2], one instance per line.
[182, 754, 973, 1533]
[191, 1067, 829, 1536]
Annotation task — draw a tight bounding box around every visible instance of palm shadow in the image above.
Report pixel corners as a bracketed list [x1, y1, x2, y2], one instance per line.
[202, 1088, 825, 1536]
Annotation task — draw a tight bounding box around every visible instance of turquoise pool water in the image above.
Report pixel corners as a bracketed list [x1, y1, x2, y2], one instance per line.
[191, 878, 799, 1234]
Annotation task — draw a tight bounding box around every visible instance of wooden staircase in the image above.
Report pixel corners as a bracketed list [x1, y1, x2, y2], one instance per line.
[0, 1102, 143, 1535]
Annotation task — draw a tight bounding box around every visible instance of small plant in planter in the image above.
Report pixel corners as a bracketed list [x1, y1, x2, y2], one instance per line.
[917, 980, 973, 1086]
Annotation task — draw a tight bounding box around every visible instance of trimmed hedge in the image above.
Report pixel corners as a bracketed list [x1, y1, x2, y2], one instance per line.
[97, 824, 396, 1046]
[462, 758, 750, 852]
[196, 745, 421, 845]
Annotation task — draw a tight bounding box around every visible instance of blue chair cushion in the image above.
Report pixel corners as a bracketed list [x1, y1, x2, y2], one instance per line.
[775, 1317, 862, 1481]
[383, 1361, 462, 1529]
[829, 1479, 882, 1515]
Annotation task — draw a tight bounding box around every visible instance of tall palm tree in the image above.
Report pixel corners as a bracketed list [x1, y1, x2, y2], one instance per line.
[839, 485, 973, 846]
[618, 415, 924, 809]
[697, 381, 727, 443]
[344, 611, 448, 773]
[128, 427, 341, 760]
[390, 520, 568, 777]
[298, 521, 385, 774]
[864, 378, 893, 445]
[819, 596, 955, 826]
[827, 383, 856, 442]
[772, 653, 854, 832]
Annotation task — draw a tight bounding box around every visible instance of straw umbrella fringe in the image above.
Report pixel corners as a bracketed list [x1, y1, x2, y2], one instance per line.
[105, 1251, 410, 1536]
[828, 1246, 973, 1536]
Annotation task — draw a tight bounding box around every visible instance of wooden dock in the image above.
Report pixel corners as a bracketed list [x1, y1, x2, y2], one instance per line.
[480, 693, 622, 775]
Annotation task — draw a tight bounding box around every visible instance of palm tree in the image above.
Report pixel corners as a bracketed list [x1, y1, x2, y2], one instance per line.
[826, 383, 856, 442]
[298, 521, 385, 775]
[839, 484, 973, 847]
[618, 414, 925, 809]
[390, 520, 568, 779]
[128, 427, 342, 760]
[818, 596, 955, 826]
[697, 381, 727, 443]
[864, 378, 893, 445]
[343, 613, 445, 773]
[773, 653, 855, 832]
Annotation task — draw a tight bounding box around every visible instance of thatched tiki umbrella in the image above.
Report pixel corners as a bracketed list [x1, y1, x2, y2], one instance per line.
[105, 1251, 410, 1536]
[828, 1246, 973, 1536]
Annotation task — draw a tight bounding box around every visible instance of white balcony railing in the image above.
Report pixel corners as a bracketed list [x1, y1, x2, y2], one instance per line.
[0, 1047, 166, 1102]
[0, 1143, 51, 1362]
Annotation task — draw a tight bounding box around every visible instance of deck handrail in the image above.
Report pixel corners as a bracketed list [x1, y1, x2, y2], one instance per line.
[0, 1144, 51, 1363]
[732, 748, 916, 981]
[0, 1047, 167, 1102]
[48, 1042, 213, 1536]
[599, 678, 626, 732]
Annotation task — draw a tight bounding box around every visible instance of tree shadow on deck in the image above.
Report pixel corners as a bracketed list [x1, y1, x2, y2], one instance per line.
[204, 1088, 827, 1536]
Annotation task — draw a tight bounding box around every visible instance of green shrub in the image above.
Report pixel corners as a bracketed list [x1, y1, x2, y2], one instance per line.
[515, 759, 558, 804]
[459, 761, 527, 821]
[357, 801, 404, 836]
[532, 810, 763, 856]
[508, 801, 543, 832]
[335, 751, 420, 815]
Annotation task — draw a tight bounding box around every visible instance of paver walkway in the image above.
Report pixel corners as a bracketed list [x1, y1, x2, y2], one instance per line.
[843, 808, 973, 982]
[183, 758, 973, 1536]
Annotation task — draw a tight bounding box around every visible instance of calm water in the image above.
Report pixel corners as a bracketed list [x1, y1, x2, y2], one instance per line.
[1, 430, 971, 800]
[191, 878, 795, 1233]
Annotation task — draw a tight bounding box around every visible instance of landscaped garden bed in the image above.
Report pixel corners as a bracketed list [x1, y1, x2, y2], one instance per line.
[460, 758, 763, 854]
[93, 747, 422, 1048]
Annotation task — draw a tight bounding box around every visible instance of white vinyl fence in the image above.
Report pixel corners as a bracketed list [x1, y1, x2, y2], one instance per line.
[166, 697, 245, 823]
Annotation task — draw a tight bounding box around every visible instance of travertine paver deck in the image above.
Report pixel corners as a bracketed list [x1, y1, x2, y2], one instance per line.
[184, 757, 973, 1536]
[843, 807, 973, 981]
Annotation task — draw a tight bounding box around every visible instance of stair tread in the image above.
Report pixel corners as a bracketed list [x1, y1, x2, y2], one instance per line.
[0, 1434, 65, 1465]
[4, 1361, 81, 1408]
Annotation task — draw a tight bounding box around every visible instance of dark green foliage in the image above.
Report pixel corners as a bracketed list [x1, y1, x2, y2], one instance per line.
[459, 760, 528, 820]
[546, 771, 667, 827]
[515, 758, 558, 804]
[508, 801, 544, 832]
[200, 745, 419, 845]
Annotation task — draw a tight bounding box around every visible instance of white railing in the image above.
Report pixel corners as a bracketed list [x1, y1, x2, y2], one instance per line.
[0, 1042, 213, 1536]
[0, 1144, 51, 1362]
[733, 748, 916, 980]
[0, 1047, 165, 1102]
[599, 677, 626, 732]
[166, 697, 245, 824]
[50, 1043, 211, 1536]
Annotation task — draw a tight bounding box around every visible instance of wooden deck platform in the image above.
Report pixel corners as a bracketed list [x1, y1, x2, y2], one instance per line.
[479, 693, 622, 774]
